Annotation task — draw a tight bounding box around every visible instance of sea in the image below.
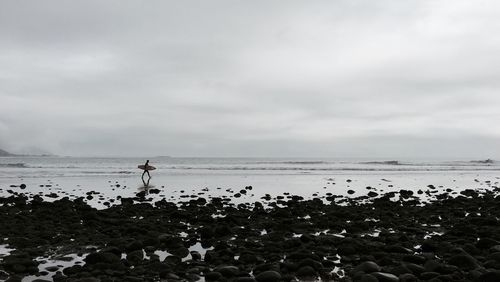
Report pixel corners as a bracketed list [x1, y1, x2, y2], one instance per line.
[0, 157, 498, 208]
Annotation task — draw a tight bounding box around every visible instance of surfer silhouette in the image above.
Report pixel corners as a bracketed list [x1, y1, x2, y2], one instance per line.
[142, 160, 151, 180]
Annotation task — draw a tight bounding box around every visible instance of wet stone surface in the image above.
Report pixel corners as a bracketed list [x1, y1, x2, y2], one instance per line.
[0, 185, 500, 281]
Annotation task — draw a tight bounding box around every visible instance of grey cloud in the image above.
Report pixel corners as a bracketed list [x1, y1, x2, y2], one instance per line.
[1, 0, 500, 157]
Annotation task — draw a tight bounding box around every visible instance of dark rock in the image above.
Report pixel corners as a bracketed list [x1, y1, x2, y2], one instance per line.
[169, 246, 189, 258]
[101, 246, 122, 257]
[298, 258, 322, 270]
[479, 271, 500, 282]
[488, 252, 500, 262]
[255, 270, 282, 282]
[45, 265, 59, 272]
[354, 261, 381, 274]
[358, 274, 378, 282]
[402, 254, 426, 264]
[447, 254, 479, 270]
[399, 273, 418, 282]
[424, 260, 442, 272]
[215, 265, 239, 277]
[385, 245, 412, 254]
[126, 249, 144, 265]
[404, 263, 425, 275]
[78, 278, 102, 282]
[477, 238, 500, 249]
[296, 265, 317, 278]
[371, 272, 399, 282]
[234, 277, 257, 282]
[190, 251, 202, 261]
[63, 265, 83, 276]
[420, 272, 440, 280]
[125, 240, 143, 252]
[204, 271, 223, 281]
[84, 252, 120, 265]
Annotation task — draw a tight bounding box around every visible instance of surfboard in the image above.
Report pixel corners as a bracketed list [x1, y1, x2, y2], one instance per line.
[138, 165, 156, 171]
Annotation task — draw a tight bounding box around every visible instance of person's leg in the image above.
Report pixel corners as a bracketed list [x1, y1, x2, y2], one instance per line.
[146, 170, 151, 178]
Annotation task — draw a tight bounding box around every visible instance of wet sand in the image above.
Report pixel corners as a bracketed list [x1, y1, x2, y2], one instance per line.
[1, 183, 500, 282]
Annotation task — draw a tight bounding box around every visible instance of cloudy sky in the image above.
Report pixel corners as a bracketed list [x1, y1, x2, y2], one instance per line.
[1, 0, 500, 158]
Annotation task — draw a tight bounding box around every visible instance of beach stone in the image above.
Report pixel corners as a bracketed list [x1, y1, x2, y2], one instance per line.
[190, 251, 202, 261]
[169, 246, 189, 258]
[439, 263, 459, 274]
[404, 263, 425, 275]
[298, 258, 322, 270]
[125, 240, 143, 252]
[358, 274, 378, 282]
[490, 245, 500, 253]
[296, 265, 317, 278]
[420, 272, 440, 280]
[477, 238, 500, 249]
[45, 265, 59, 272]
[488, 252, 500, 262]
[5, 275, 22, 282]
[338, 244, 357, 256]
[386, 245, 412, 254]
[234, 277, 257, 282]
[371, 272, 399, 282]
[84, 252, 120, 265]
[399, 273, 417, 282]
[479, 271, 500, 282]
[483, 260, 500, 269]
[215, 265, 239, 277]
[368, 192, 378, 197]
[63, 265, 83, 276]
[121, 197, 134, 205]
[11, 264, 26, 273]
[72, 278, 100, 282]
[354, 261, 381, 273]
[255, 270, 281, 282]
[20, 184, 26, 189]
[424, 260, 442, 272]
[101, 246, 122, 257]
[158, 234, 183, 247]
[447, 254, 479, 270]
[0, 271, 8, 280]
[204, 271, 223, 281]
[126, 249, 144, 265]
[347, 190, 355, 195]
[239, 252, 259, 264]
[402, 254, 426, 264]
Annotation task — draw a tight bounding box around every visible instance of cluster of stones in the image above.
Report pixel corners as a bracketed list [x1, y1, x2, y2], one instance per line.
[0, 185, 500, 281]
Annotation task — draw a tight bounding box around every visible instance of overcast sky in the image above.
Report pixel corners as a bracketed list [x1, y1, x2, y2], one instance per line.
[1, 0, 500, 158]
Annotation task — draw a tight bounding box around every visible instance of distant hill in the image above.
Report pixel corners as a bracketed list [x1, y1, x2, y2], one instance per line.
[0, 149, 16, 157]
[0, 148, 56, 157]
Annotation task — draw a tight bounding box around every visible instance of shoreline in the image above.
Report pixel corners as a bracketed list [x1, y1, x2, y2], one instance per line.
[0, 186, 500, 281]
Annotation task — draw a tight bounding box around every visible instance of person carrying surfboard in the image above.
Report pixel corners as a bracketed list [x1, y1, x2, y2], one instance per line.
[142, 160, 152, 179]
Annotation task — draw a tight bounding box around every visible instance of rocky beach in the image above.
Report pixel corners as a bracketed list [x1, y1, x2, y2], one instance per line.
[1, 181, 500, 282]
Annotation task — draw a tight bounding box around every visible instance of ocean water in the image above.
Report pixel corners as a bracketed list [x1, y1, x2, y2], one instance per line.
[0, 157, 499, 207]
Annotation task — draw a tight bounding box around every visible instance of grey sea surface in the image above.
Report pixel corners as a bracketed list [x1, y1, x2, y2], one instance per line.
[0, 157, 498, 208]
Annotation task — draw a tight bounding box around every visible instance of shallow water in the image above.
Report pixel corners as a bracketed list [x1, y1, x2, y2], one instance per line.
[0, 157, 498, 208]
